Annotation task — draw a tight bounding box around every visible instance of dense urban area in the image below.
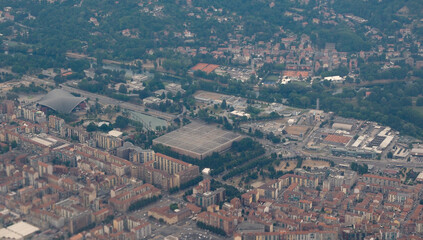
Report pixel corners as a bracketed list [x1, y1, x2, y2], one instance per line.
[0, 0, 423, 239]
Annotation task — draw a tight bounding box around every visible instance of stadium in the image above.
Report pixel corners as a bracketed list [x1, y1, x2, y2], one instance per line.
[37, 89, 86, 114]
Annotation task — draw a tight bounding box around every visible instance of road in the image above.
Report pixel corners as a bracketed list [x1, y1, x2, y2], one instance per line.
[60, 84, 176, 122]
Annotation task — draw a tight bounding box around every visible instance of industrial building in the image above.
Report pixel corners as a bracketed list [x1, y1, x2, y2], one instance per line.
[153, 121, 243, 159]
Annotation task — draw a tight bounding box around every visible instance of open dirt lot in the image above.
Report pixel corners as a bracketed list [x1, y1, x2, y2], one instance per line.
[275, 160, 297, 171]
[302, 159, 330, 168]
[285, 125, 310, 136]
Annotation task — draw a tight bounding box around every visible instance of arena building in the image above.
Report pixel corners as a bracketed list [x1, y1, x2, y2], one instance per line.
[37, 89, 86, 114]
[153, 121, 243, 159]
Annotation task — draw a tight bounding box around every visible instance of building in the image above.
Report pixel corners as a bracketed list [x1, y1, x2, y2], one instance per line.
[416, 172, 423, 183]
[279, 174, 319, 189]
[1, 100, 15, 115]
[132, 153, 200, 191]
[324, 75, 345, 83]
[37, 89, 86, 114]
[48, 115, 65, 134]
[197, 209, 241, 235]
[20, 107, 46, 123]
[117, 142, 155, 163]
[153, 121, 243, 159]
[411, 147, 423, 157]
[38, 161, 53, 177]
[109, 183, 161, 212]
[111, 217, 152, 239]
[131, 221, 152, 239]
[194, 188, 225, 208]
[53, 197, 93, 234]
[236, 230, 337, 240]
[94, 132, 123, 150]
[148, 205, 192, 224]
[0, 221, 40, 240]
[362, 174, 400, 187]
[332, 122, 353, 131]
[324, 134, 352, 146]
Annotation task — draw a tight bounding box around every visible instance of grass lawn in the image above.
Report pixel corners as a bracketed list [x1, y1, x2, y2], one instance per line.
[412, 106, 423, 115]
[266, 75, 279, 81]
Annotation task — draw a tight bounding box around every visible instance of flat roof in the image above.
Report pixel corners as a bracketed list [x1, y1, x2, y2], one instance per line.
[411, 148, 423, 154]
[108, 130, 123, 138]
[0, 228, 22, 239]
[31, 137, 54, 147]
[153, 121, 242, 158]
[5, 221, 39, 238]
[324, 134, 352, 144]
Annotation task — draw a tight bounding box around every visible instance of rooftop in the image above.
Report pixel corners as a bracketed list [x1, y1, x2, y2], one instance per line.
[108, 130, 123, 138]
[153, 121, 243, 159]
[37, 89, 86, 114]
[0, 221, 40, 239]
[324, 134, 352, 144]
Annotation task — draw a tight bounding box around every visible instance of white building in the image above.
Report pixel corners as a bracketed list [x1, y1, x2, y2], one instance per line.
[0, 221, 40, 240]
[324, 76, 345, 83]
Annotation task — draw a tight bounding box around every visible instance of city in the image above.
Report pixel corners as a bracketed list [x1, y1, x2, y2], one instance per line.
[0, 0, 422, 240]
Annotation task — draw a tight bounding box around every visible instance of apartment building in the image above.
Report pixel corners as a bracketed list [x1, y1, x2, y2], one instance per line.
[94, 132, 123, 150]
[279, 174, 319, 189]
[109, 183, 161, 212]
[132, 152, 200, 191]
[117, 142, 155, 163]
[362, 174, 401, 187]
[197, 209, 241, 235]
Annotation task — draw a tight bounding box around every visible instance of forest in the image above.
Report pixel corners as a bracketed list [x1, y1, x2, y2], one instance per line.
[2, 0, 419, 74]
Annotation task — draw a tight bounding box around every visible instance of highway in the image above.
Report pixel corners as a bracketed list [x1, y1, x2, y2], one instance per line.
[309, 153, 423, 170]
[60, 84, 176, 122]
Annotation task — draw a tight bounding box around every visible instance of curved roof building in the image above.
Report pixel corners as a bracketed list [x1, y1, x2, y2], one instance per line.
[37, 89, 86, 114]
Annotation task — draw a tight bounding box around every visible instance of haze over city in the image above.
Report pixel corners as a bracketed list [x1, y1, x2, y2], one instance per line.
[0, 0, 422, 239]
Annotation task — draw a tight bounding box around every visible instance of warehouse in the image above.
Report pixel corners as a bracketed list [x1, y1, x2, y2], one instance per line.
[332, 123, 353, 131]
[153, 121, 243, 159]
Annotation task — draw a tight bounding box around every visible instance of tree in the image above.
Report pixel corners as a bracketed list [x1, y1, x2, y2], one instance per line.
[198, 109, 210, 121]
[416, 97, 423, 106]
[6, 92, 18, 100]
[118, 84, 127, 94]
[139, 89, 150, 99]
[254, 129, 264, 138]
[170, 203, 179, 211]
[99, 123, 113, 132]
[114, 116, 130, 129]
[11, 140, 17, 149]
[350, 162, 368, 174]
[86, 122, 97, 132]
[246, 105, 260, 115]
[196, 222, 226, 236]
[221, 99, 227, 109]
[387, 152, 393, 158]
[128, 195, 161, 211]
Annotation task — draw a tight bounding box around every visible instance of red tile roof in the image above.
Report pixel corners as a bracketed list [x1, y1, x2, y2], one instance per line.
[324, 134, 352, 144]
[190, 63, 219, 74]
